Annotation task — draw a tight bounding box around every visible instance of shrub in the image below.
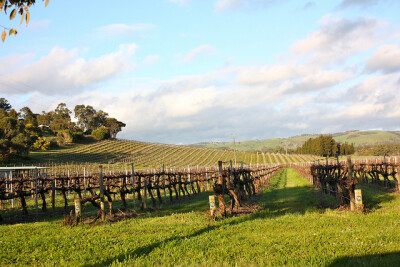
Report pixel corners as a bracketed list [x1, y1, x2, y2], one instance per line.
[92, 127, 110, 140]
[33, 137, 50, 151]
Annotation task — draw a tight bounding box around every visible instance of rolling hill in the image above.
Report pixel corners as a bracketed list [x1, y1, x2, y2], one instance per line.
[193, 130, 400, 152]
[26, 139, 318, 172]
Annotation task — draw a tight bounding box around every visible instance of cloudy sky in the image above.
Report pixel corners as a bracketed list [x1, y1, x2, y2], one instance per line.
[1, 0, 399, 144]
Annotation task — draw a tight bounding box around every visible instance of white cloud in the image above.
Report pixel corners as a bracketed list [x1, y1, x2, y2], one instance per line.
[169, 0, 194, 5]
[215, 0, 241, 11]
[4, 13, 400, 144]
[291, 16, 384, 65]
[181, 44, 214, 63]
[337, 0, 384, 9]
[0, 44, 138, 95]
[365, 44, 400, 73]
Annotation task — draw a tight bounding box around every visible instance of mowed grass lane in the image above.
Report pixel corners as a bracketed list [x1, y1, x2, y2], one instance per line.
[1, 169, 400, 266]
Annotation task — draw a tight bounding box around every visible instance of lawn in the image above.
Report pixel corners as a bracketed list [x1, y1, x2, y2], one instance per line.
[1, 169, 399, 266]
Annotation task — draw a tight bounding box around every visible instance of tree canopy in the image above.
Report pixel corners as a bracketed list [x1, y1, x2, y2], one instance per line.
[295, 135, 355, 156]
[0, 98, 126, 164]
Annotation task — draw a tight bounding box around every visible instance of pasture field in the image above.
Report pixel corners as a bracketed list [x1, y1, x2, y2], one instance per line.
[1, 169, 400, 266]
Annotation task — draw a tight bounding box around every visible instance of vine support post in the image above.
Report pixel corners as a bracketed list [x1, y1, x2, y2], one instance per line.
[99, 165, 105, 221]
[230, 160, 234, 184]
[35, 167, 38, 214]
[74, 197, 82, 223]
[163, 164, 166, 204]
[347, 156, 355, 211]
[51, 179, 55, 212]
[144, 176, 147, 209]
[83, 167, 86, 198]
[131, 163, 135, 210]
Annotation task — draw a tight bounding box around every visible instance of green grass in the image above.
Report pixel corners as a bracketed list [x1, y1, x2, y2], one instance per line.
[1, 169, 400, 266]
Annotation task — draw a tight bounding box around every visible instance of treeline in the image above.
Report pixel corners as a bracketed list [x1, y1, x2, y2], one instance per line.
[0, 98, 125, 163]
[356, 144, 400, 156]
[295, 135, 354, 156]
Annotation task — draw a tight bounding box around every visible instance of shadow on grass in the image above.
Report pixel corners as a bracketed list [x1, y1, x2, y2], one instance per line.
[328, 252, 400, 266]
[0, 191, 214, 225]
[80, 169, 400, 266]
[356, 183, 396, 210]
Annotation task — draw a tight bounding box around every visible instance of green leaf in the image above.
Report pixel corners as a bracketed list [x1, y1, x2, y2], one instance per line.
[9, 29, 14, 35]
[10, 8, 17, 20]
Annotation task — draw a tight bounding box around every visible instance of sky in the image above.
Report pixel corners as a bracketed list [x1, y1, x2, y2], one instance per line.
[0, 0, 400, 144]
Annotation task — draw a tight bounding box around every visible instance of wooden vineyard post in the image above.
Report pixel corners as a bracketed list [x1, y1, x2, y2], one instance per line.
[187, 166, 190, 194]
[74, 197, 82, 223]
[83, 167, 86, 197]
[347, 156, 356, 212]
[51, 179, 56, 212]
[35, 167, 38, 214]
[209, 195, 216, 219]
[144, 176, 148, 209]
[163, 164, 166, 204]
[99, 165, 105, 221]
[206, 167, 209, 191]
[355, 189, 363, 211]
[10, 170, 13, 208]
[131, 163, 135, 210]
[216, 161, 226, 217]
[230, 160, 234, 184]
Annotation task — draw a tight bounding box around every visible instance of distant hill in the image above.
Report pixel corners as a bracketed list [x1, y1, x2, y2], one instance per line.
[193, 130, 400, 152]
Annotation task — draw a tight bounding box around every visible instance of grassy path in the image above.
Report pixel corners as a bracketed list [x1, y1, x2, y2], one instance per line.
[1, 169, 400, 266]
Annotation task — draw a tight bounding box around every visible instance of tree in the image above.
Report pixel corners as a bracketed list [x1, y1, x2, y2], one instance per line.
[105, 117, 126, 138]
[50, 103, 73, 133]
[37, 111, 53, 126]
[1, 0, 50, 42]
[92, 110, 108, 130]
[20, 106, 38, 125]
[74, 104, 96, 133]
[0, 116, 31, 163]
[0, 98, 11, 112]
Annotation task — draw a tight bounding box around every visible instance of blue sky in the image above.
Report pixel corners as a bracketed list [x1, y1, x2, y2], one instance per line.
[1, 0, 400, 144]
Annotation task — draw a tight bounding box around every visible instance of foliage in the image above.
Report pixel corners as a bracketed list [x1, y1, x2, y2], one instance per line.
[295, 135, 355, 156]
[0, 98, 126, 163]
[33, 136, 49, 151]
[74, 104, 125, 137]
[1, 0, 49, 42]
[92, 127, 111, 140]
[356, 143, 400, 156]
[56, 129, 76, 145]
[0, 98, 12, 111]
[0, 111, 34, 163]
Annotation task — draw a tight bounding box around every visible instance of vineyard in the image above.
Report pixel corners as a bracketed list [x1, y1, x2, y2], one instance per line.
[25, 139, 317, 173]
[293, 156, 399, 212]
[0, 162, 281, 222]
[1, 163, 400, 265]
